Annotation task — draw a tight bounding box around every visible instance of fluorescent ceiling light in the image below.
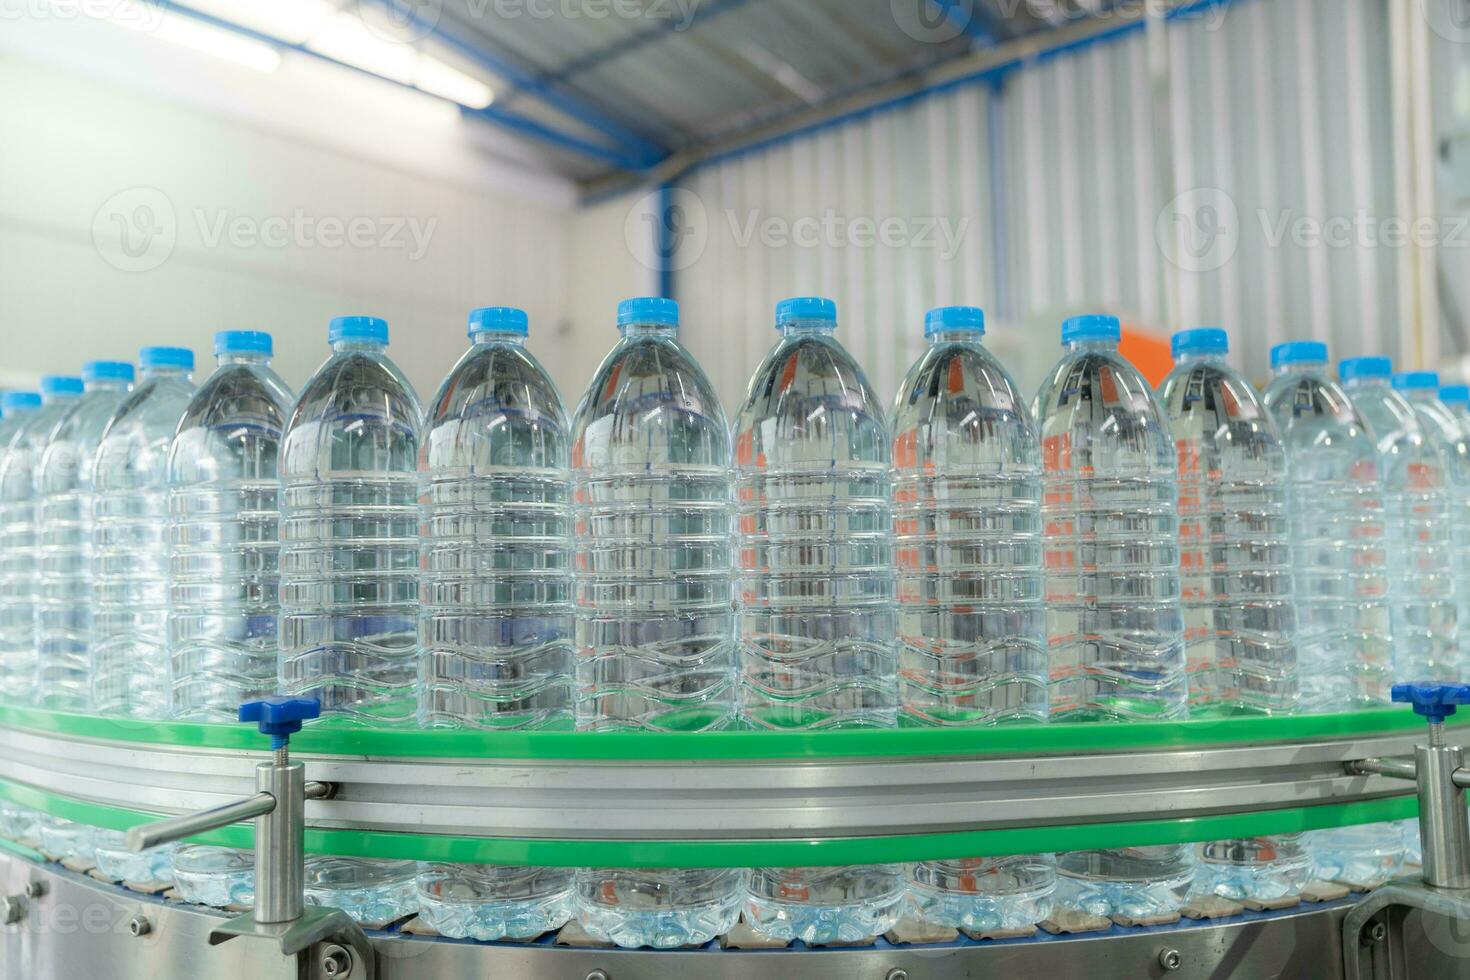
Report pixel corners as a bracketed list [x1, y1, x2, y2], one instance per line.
[151, 15, 283, 72]
[173, 0, 340, 46]
[307, 11, 417, 85]
[415, 56, 494, 110]
[53, 0, 281, 72]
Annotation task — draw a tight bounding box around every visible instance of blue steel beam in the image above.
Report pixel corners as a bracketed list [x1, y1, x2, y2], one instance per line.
[504, 0, 760, 104]
[389, 1, 669, 168]
[150, 0, 663, 171]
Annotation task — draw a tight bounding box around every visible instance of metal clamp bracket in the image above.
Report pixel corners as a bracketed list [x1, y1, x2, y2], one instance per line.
[123, 697, 374, 979]
[1342, 683, 1470, 979]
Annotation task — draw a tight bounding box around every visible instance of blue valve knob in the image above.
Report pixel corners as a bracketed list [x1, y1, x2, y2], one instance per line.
[239, 697, 321, 749]
[1391, 682, 1470, 724]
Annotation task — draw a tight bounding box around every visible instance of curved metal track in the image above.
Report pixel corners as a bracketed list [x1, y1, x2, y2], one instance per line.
[0, 716, 1447, 863]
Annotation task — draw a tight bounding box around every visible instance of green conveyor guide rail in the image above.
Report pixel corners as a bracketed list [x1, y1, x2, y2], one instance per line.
[0, 703, 1449, 867]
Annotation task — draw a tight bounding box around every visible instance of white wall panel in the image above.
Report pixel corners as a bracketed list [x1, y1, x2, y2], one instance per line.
[674, 0, 1401, 395]
[676, 86, 998, 409]
[0, 16, 579, 399]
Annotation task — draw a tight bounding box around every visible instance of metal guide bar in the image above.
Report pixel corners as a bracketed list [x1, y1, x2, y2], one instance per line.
[0, 776, 1421, 868]
[0, 703, 1452, 759]
[0, 723, 1439, 836]
[0, 709, 1450, 866]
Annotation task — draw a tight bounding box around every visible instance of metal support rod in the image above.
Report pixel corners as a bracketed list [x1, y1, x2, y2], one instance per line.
[255, 759, 306, 925]
[1349, 758, 1418, 781]
[1416, 743, 1470, 890]
[124, 793, 276, 852]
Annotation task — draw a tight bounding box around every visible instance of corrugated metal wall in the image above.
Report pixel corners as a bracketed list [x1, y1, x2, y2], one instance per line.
[673, 0, 1399, 404]
[677, 83, 999, 408]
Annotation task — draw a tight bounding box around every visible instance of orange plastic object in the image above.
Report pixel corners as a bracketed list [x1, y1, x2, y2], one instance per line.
[1119, 324, 1174, 387]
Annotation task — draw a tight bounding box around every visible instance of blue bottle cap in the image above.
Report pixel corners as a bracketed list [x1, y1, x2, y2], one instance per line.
[1, 392, 41, 413]
[1441, 384, 1470, 405]
[1061, 314, 1121, 345]
[1339, 356, 1393, 382]
[775, 296, 837, 327]
[139, 346, 195, 371]
[616, 297, 678, 328]
[215, 331, 273, 357]
[924, 306, 985, 336]
[83, 361, 135, 384]
[40, 376, 84, 398]
[1392, 371, 1440, 391]
[1270, 340, 1329, 368]
[468, 306, 529, 337]
[329, 316, 389, 345]
[1171, 327, 1229, 359]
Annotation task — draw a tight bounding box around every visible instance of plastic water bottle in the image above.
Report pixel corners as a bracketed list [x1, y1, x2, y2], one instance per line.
[34, 361, 135, 710]
[1158, 329, 1308, 900]
[1034, 315, 1193, 917]
[734, 297, 903, 943]
[1391, 371, 1470, 678]
[1262, 342, 1392, 708]
[304, 856, 418, 926]
[92, 348, 196, 718]
[0, 390, 43, 704]
[0, 799, 41, 846]
[278, 316, 422, 925]
[157, 309, 272, 906]
[569, 297, 740, 948]
[1390, 371, 1470, 868]
[890, 306, 1053, 929]
[1339, 358, 1457, 684]
[415, 307, 574, 940]
[1263, 343, 1402, 886]
[419, 306, 574, 728]
[172, 845, 254, 908]
[93, 828, 177, 885]
[168, 332, 293, 720]
[37, 816, 97, 863]
[0, 392, 40, 458]
[1158, 328, 1298, 715]
[0, 379, 82, 703]
[891, 306, 1047, 725]
[279, 316, 423, 724]
[1441, 384, 1470, 433]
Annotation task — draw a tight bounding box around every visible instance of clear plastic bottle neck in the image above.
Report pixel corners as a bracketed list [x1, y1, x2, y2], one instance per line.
[41, 393, 80, 406]
[619, 321, 677, 339]
[216, 351, 271, 368]
[1064, 338, 1118, 353]
[472, 330, 526, 347]
[1273, 361, 1324, 377]
[84, 378, 130, 394]
[1173, 351, 1225, 367]
[140, 365, 192, 382]
[1344, 375, 1389, 389]
[928, 330, 980, 346]
[1401, 387, 1438, 404]
[331, 339, 388, 354]
[779, 318, 837, 338]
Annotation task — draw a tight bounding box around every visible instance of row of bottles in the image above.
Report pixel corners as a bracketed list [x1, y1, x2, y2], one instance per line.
[0, 298, 1456, 946]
